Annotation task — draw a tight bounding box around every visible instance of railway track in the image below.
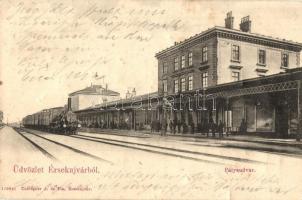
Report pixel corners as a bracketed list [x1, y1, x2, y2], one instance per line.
[70, 134, 225, 165]
[13, 127, 57, 161]
[14, 128, 113, 164]
[70, 133, 266, 165]
[21, 128, 228, 165]
[17, 128, 276, 165]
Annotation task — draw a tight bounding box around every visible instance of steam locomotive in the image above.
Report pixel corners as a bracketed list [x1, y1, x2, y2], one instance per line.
[22, 107, 80, 135]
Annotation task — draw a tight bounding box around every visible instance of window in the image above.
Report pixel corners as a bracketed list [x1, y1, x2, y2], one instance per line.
[162, 62, 168, 74]
[174, 79, 179, 93]
[281, 53, 289, 68]
[174, 57, 179, 71]
[202, 46, 208, 63]
[232, 45, 240, 61]
[201, 72, 208, 88]
[163, 79, 167, 93]
[258, 49, 266, 65]
[181, 78, 186, 92]
[181, 55, 185, 68]
[188, 52, 193, 66]
[188, 76, 193, 90]
[232, 71, 240, 81]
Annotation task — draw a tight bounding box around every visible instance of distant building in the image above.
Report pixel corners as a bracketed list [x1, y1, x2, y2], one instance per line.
[68, 84, 120, 111]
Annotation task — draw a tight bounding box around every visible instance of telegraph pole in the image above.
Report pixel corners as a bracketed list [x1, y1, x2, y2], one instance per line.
[297, 80, 301, 141]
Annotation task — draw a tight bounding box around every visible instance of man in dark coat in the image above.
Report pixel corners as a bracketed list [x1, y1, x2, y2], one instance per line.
[218, 120, 224, 138]
[173, 119, 177, 134]
[177, 120, 181, 134]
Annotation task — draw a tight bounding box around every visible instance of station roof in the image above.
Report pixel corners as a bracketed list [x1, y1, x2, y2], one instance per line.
[206, 67, 302, 95]
[69, 85, 120, 96]
[75, 68, 302, 114]
[74, 92, 158, 113]
[169, 67, 302, 100]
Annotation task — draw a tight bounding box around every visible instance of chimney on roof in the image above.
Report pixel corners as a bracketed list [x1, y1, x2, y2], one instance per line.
[240, 16, 251, 32]
[131, 88, 136, 97]
[225, 11, 234, 29]
[126, 90, 131, 99]
[105, 84, 108, 91]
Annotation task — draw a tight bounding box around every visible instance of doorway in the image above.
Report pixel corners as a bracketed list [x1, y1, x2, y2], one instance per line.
[275, 105, 289, 138]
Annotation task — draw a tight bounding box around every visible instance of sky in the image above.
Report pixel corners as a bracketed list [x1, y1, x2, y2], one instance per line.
[1, 0, 302, 123]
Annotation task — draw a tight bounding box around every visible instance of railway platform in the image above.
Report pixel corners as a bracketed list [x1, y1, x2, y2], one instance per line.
[79, 127, 302, 150]
[0, 126, 50, 163]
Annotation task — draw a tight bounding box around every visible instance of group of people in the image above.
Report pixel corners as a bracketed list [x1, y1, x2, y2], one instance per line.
[150, 119, 189, 135]
[150, 118, 227, 137]
[168, 120, 193, 135]
[81, 120, 131, 130]
[80, 117, 248, 137]
[150, 119, 161, 133]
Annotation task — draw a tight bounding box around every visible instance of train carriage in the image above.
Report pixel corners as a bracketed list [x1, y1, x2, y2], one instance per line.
[22, 107, 79, 135]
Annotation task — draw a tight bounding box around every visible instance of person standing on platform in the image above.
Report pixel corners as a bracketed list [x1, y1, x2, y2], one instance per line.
[218, 120, 224, 138]
[173, 119, 177, 134]
[177, 120, 181, 134]
[169, 120, 173, 134]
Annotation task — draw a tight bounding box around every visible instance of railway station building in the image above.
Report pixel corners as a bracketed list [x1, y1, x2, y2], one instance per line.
[75, 12, 302, 139]
[68, 84, 120, 111]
